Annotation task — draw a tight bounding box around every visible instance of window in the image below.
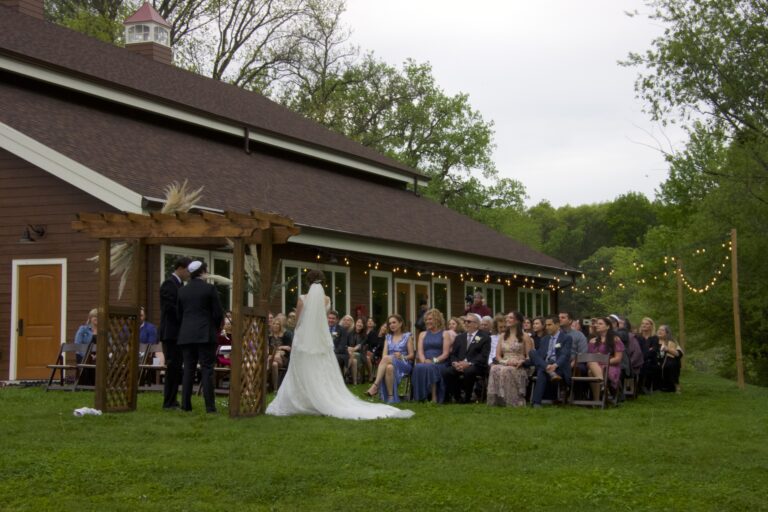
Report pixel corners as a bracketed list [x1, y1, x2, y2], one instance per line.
[161, 246, 238, 312]
[369, 270, 391, 327]
[127, 25, 150, 43]
[432, 278, 450, 319]
[517, 289, 550, 319]
[153, 26, 169, 45]
[282, 261, 349, 315]
[464, 282, 504, 315]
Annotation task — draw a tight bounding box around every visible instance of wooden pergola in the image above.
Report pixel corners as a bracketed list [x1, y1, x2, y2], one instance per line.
[72, 209, 300, 417]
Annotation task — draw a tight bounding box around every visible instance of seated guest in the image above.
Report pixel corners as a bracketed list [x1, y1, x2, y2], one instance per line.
[365, 314, 413, 403]
[486, 314, 506, 365]
[441, 313, 491, 403]
[365, 318, 382, 381]
[74, 308, 98, 361]
[559, 311, 587, 374]
[587, 317, 625, 397]
[73, 308, 98, 385]
[411, 309, 452, 402]
[348, 317, 368, 385]
[522, 317, 533, 336]
[529, 316, 572, 407]
[658, 325, 683, 393]
[487, 311, 533, 407]
[531, 317, 545, 350]
[621, 317, 644, 378]
[268, 316, 293, 391]
[447, 316, 465, 345]
[637, 317, 660, 392]
[216, 316, 232, 367]
[328, 310, 352, 373]
[139, 306, 158, 345]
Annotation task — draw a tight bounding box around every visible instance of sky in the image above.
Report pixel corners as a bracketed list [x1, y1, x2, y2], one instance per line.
[342, 0, 687, 207]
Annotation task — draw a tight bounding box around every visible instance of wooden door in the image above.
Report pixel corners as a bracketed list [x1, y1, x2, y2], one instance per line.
[17, 264, 62, 379]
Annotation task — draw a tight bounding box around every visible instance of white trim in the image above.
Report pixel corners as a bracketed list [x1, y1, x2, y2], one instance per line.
[290, 230, 567, 280]
[393, 278, 430, 331]
[0, 121, 143, 213]
[0, 55, 427, 188]
[431, 277, 452, 319]
[517, 288, 551, 318]
[10, 258, 68, 381]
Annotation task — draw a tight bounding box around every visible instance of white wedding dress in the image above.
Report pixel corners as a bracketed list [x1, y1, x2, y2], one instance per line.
[266, 282, 414, 420]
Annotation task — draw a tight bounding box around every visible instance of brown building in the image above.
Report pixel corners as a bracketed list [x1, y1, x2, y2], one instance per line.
[0, 2, 574, 380]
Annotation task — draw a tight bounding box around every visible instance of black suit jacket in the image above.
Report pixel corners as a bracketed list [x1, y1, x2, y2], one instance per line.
[330, 326, 352, 355]
[177, 278, 224, 346]
[159, 273, 183, 342]
[448, 330, 491, 369]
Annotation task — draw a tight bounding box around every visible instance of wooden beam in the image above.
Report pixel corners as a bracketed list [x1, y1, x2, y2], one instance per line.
[229, 237, 245, 418]
[731, 228, 745, 389]
[95, 238, 110, 411]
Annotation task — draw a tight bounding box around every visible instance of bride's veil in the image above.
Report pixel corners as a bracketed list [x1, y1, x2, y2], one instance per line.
[292, 282, 333, 354]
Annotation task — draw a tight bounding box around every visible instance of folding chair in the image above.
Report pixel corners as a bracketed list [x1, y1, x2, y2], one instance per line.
[623, 374, 638, 400]
[138, 343, 165, 391]
[73, 342, 97, 390]
[46, 343, 89, 391]
[569, 352, 610, 409]
[197, 345, 231, 396]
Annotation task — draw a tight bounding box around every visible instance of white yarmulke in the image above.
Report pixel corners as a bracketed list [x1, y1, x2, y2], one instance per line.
[188, 260, 202, 273]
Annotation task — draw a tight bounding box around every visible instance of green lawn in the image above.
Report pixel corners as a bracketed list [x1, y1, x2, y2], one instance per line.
[1, 370, 766, 511]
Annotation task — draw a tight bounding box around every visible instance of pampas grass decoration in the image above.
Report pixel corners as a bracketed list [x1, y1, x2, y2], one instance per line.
[90, 180, 204, 299]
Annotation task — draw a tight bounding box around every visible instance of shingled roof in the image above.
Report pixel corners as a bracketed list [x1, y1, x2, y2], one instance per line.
[0, 6, 572, 273]
[0, 6, 421, 179]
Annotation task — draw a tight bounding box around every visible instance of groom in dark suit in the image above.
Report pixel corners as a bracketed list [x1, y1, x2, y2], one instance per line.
[442, 313, 491, 403]
[529, 315, 572, 407]
[159, 256, 191, 410]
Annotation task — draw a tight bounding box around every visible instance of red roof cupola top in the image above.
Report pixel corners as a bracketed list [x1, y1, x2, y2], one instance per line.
[124, 2, 171, 28]
[124, 2, 171, 48]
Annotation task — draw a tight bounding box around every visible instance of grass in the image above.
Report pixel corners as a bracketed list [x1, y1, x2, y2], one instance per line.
[1, 369, 766, 511]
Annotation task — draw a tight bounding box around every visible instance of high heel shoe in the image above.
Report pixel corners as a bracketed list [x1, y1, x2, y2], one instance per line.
[364, 383, 378, 397]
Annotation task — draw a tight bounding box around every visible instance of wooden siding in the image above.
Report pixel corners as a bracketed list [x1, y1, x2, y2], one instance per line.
[0, 148, 127, 379]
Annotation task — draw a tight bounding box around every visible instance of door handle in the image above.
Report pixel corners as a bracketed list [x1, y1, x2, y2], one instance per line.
[18, 318, 24, 336]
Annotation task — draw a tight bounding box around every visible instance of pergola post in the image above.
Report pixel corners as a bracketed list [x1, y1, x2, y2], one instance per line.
[258, 228, 273, 414]
[229, 237, 245, 417]
[95, 238, 110, 411]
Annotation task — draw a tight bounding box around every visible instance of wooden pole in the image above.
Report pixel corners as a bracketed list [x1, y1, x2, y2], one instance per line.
[95, 238, 110, 411]
[229, 237, 245, 417]
[127, 240, 145, 411]
[676, 260, 686, 354]
[258, 228, 273, 414]
[731, 229, 745, 389]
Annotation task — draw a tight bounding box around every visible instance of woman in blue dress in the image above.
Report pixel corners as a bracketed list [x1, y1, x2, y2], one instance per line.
[365, 314, 413, 403]
[411, 309, 452, 402]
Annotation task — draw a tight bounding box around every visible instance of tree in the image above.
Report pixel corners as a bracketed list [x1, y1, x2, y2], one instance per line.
[624, 0, 768, 199]
[283, 55, 527, 216]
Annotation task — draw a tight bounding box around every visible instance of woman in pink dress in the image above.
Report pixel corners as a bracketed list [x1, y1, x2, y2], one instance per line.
[587, 317, 625, 397]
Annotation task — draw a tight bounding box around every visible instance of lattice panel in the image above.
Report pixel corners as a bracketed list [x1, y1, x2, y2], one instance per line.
[237, 314, 266, 415]
[105, 313, 136, 411]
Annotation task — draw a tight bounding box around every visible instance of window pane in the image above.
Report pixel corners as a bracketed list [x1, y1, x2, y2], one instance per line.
[371, 276, 389, 326]
[213, 258, 231, 312]
[526, 292, 533, 318]
[284, 266, 299, 314]
[433, 283, 447, 318]
[542, 292, 550, 316]
[494, 289, 502, 314]
[334, 271, 347, 317]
